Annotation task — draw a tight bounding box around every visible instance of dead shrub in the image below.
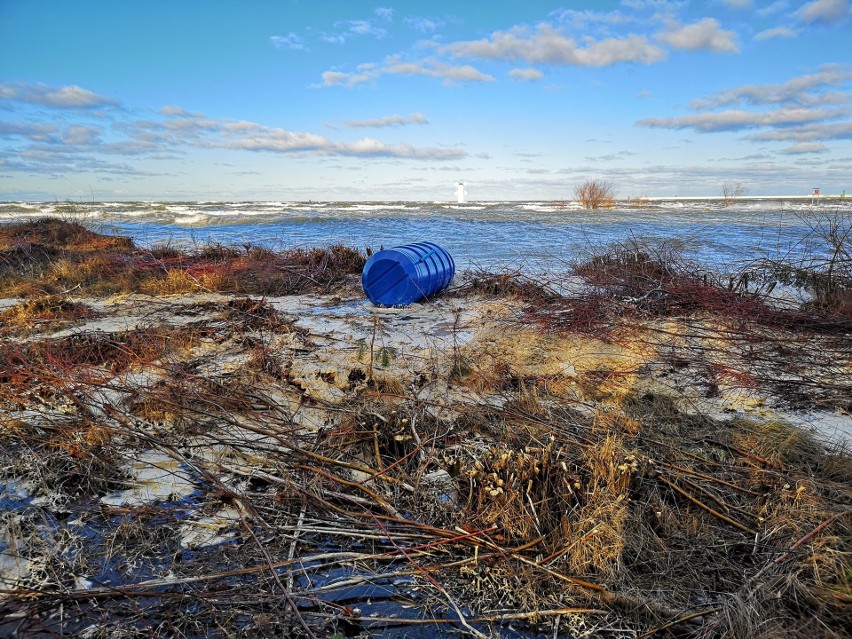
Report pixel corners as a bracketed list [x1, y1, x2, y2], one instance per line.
[0, 417, 124, 498]
[221, 297, 293, 332]
[458, 270, 560, 304]
[574, 179, 615, 209]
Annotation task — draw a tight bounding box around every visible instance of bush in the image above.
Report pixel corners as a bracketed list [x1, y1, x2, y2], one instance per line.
[574, 179, 615, 209]
[722, 181, 748, 206]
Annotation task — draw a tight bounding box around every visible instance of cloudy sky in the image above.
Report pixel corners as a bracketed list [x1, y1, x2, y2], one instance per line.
[1, 0, 850, 200]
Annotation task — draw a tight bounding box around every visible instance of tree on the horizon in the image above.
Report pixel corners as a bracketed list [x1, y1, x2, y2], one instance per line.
[722, 181, 749, 206]
[575, 179, 615, 210]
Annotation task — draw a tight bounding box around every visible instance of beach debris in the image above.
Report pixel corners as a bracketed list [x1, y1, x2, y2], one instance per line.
[362, 242, 455, 306]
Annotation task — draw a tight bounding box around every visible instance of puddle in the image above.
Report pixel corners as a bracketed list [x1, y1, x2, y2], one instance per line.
[0, 480, 33, 513]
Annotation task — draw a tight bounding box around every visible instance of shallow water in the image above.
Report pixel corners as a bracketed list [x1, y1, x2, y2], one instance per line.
[2, 199, 849, 271]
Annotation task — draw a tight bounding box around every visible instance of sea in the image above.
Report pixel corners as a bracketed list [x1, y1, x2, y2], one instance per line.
[1, 198, 849, 274]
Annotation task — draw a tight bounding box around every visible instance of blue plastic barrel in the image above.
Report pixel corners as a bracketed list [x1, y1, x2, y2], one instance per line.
[361, 242, 455, 306]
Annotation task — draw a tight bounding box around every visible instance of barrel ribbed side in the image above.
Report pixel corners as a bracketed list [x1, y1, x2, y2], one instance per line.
[361, 242, 455, 306]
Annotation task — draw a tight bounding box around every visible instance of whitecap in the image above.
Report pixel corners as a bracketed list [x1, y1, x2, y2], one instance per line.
[174, 213, 210, 225]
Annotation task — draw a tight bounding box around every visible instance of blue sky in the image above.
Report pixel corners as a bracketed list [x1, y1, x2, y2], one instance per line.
[1, 0, 850, 200]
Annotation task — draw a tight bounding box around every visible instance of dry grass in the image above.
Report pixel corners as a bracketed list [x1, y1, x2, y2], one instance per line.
[0, 295, 99, 336]
[461, 238, 852, 414]
[0, 218, 368, 298]
[0, 221, 849, 638]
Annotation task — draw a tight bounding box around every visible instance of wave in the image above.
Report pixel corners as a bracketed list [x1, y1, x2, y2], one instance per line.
[2, 197, 848, 270]
[3, 199, 849, 218]
[172, 213, 209, 226]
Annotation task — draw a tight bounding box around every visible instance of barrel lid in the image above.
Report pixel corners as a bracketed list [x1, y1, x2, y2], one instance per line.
[361, 249, 422, 306]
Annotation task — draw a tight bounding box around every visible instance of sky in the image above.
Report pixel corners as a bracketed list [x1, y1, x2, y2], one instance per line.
[1, 0, 851, 201]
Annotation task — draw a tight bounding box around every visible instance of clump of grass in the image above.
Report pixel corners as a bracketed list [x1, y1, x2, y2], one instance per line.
[0, 219, 369, 298]
[0, 218, 133, 253]
[458, 433, 636, 582]
[0, 296, 99, 336]
[458, 269, 560, 304]
[43, 328, 200, 371]
[140, 267, 229, 295]
[562, 434, 635, 577]
[220, 297, 295, 332]
[0, 220, 134, 296]
[245, 342, 289, 380]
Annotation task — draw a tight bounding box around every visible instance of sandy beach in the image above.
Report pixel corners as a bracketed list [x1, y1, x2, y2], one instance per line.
[1, 219, 850, 638]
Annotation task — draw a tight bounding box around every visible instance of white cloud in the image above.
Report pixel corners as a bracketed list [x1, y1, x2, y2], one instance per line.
[404, 16, 445, 32]
[655, 18, 739, 52]
[638, 106, 842, 131]
[322, 70, 354, 86]
[343, 113, 429, 127]
[180, 112, 468, 159]
[722, 0, 752, 8]
[0, 82, 119, 109]
[1, 97, 469, 177]
[746, 121, 852, 141]
[223, 131, 465, 160]
[374, 7, 393, 21]
[780, 141, 828, 153]
[620, 0, 685, 11]
[508, 68, 544, 81]
[0, 121, 59, 142]
[754, 26, 798, 40]
[321, 69, 376, 87]
[3, 149, 161, 177]
[796, 0, 850, 24]
[549, 8, 632, 28]
[159, 105, 204, 117]
[319, 17, 389, 44]
[585, 150, 637, 161]
[269, 33, 309, 51]
[688, 66, 852, 108]
[348, 20, 386, 37]
[756, 1, 790, 16]
[62, 125, 102, 145]
[322, 58, 495, 87]
[443, 24, 666, 67]
[386, 59, 496, 83]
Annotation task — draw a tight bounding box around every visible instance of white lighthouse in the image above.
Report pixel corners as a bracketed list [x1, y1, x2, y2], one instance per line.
[455, 181, 467, 204]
